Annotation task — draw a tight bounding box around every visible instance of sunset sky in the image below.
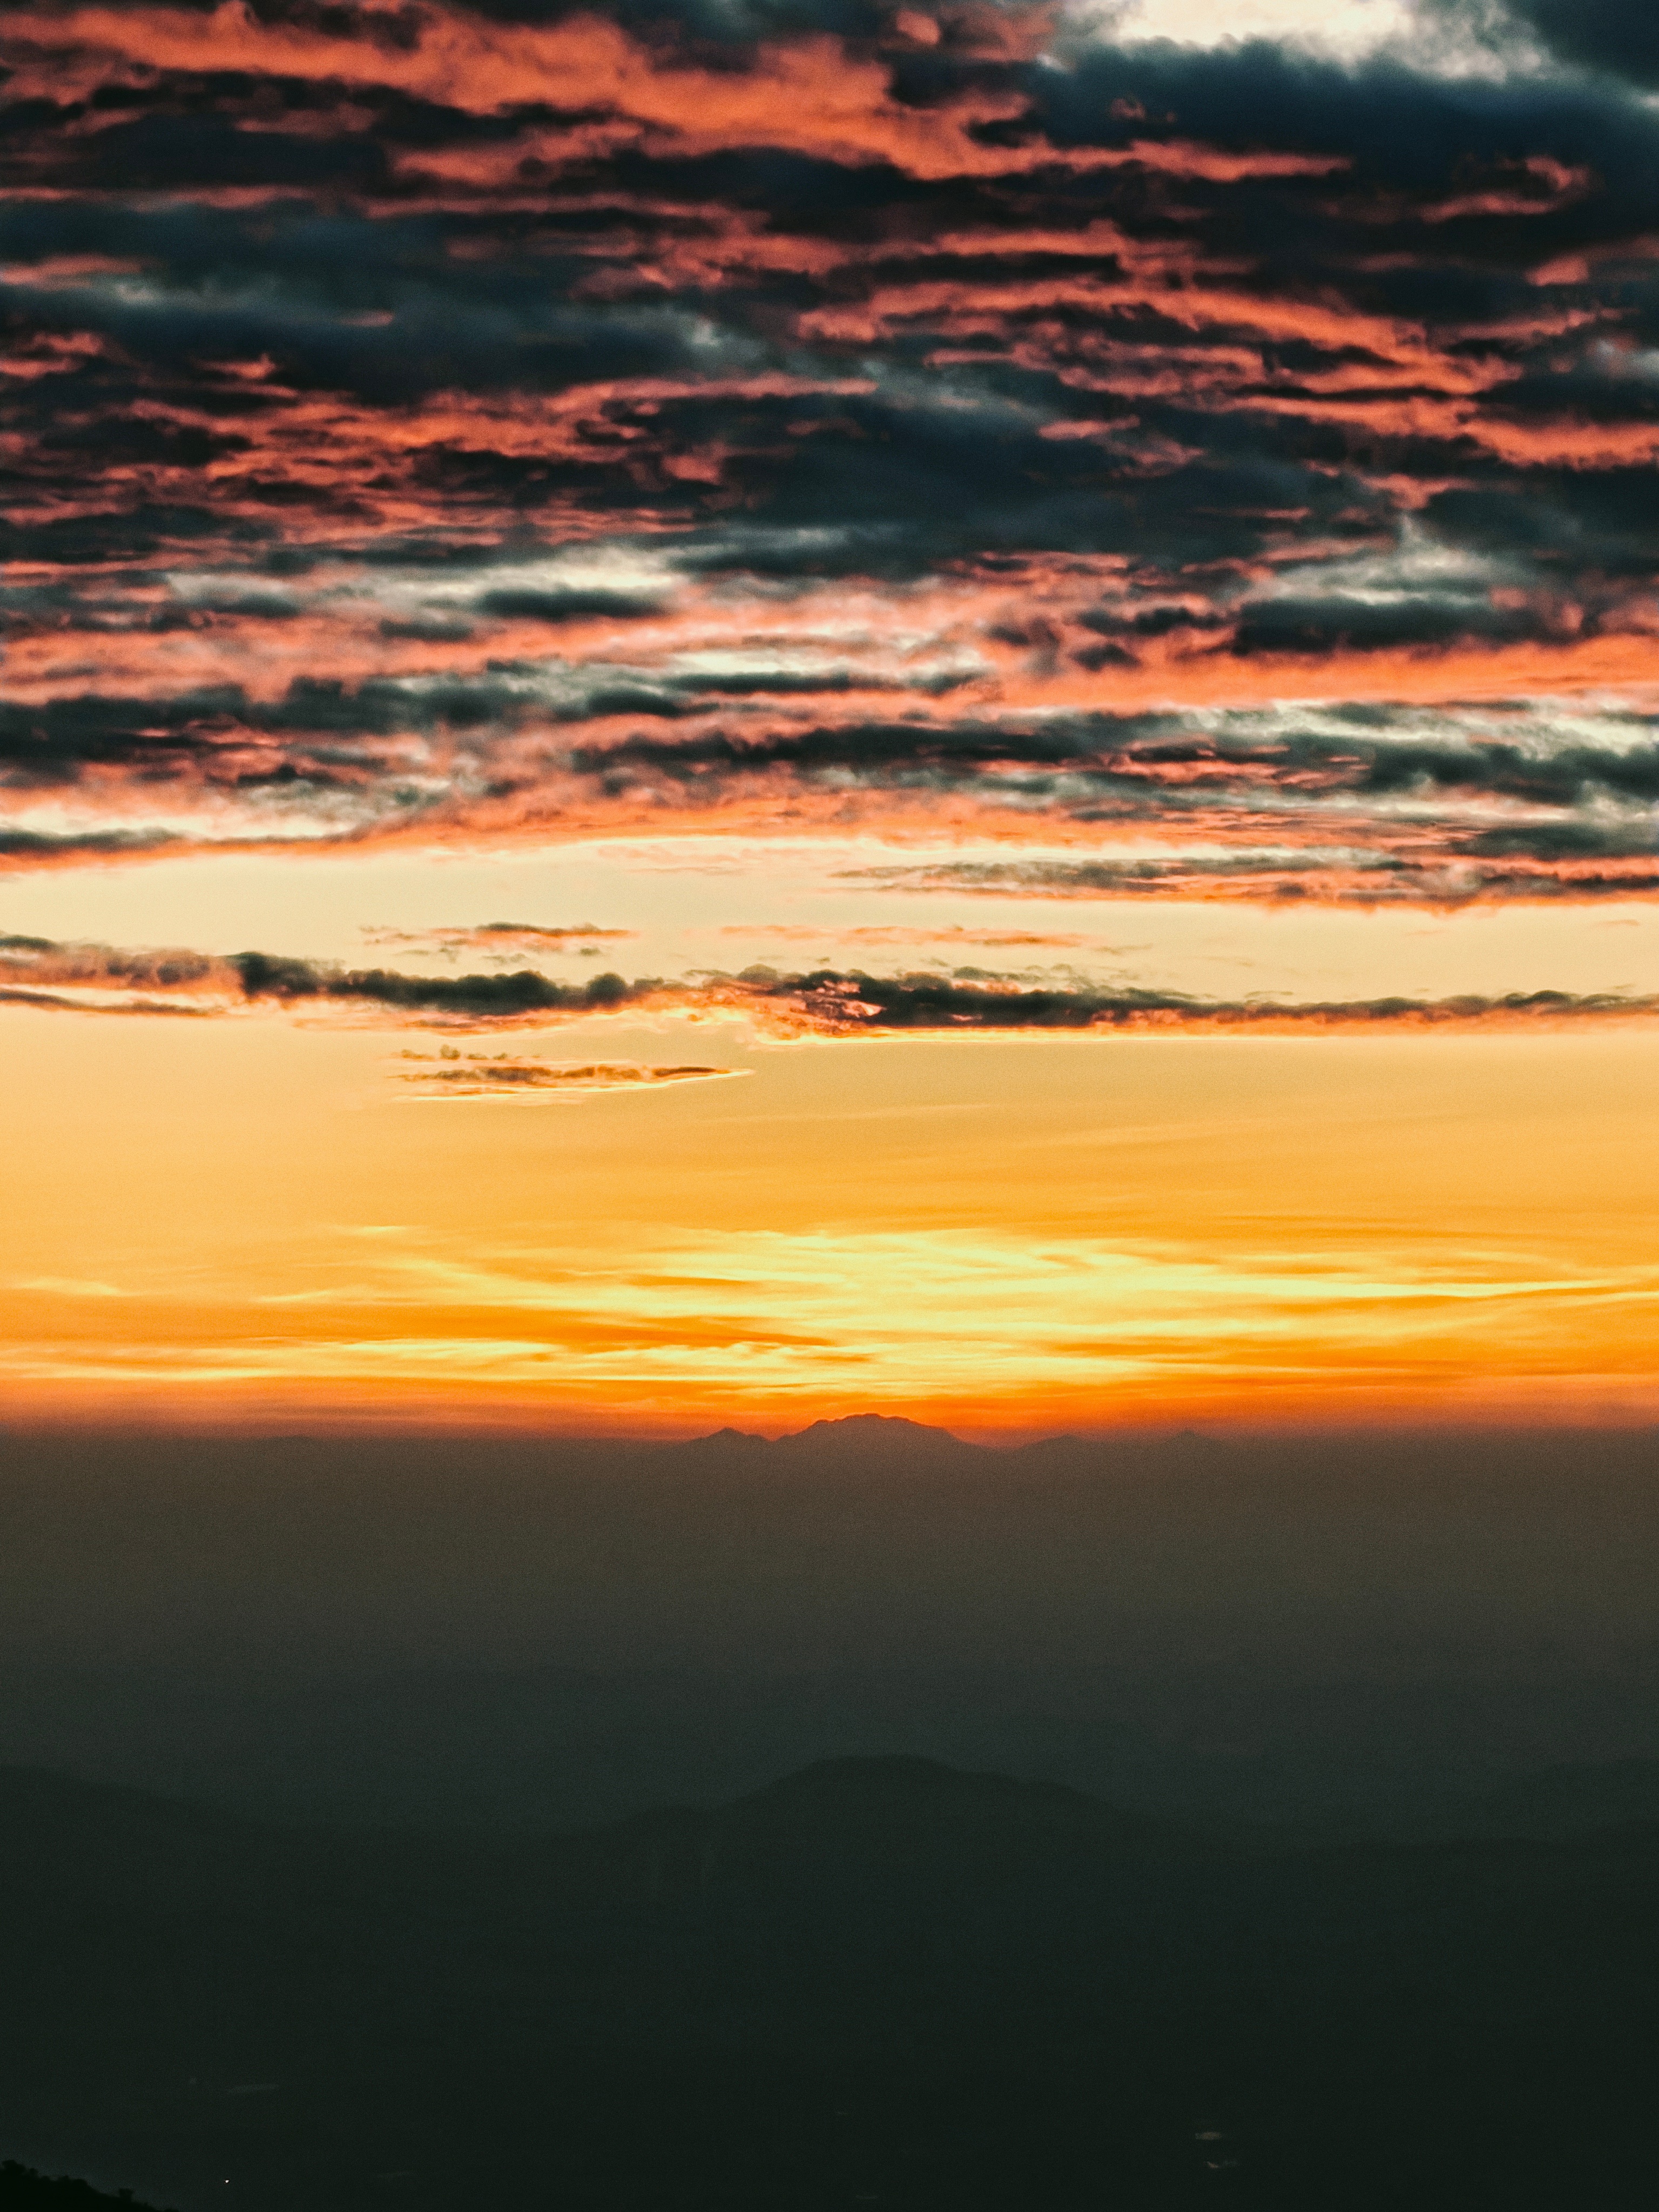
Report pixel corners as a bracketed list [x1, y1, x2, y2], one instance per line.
[5, 0, 1659, 1432]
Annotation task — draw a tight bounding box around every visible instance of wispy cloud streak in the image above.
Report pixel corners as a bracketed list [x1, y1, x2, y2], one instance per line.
[4, 930, 1655, 1035]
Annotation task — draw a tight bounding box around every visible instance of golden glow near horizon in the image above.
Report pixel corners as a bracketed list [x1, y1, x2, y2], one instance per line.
[5, 899, 1658, 1431]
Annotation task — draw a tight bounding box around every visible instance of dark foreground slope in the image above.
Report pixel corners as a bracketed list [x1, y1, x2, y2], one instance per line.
[3, 1757, 1657, 2212]
[1, 2165, 171, 2212]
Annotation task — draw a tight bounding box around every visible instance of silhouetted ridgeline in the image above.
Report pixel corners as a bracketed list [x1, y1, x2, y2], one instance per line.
[0, 2164, 170, 2211]
[2, 1420, 1657, 1829]
[4, 1754, 1659, 2209]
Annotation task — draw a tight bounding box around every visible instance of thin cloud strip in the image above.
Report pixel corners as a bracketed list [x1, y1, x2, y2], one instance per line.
[396, 1052, 743, 1096]
[6, 686, 1658, 901]
[4, 932, 1655, 1035]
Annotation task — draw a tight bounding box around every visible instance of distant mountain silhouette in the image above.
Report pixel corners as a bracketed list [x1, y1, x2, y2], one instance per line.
[676, 1415, 1237, 1469]
[7, 1422, 1659, 1842]
[683, 1414, 980, 1458]
[774, 1414, 980, 1456]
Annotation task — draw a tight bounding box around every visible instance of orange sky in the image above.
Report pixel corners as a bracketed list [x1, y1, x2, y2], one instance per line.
[6, 978, 1658, 1433]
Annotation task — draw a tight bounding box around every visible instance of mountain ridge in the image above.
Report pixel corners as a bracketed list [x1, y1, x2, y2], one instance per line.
[675, 1414, 1234, 1460]
[683, 1413, 977, 1453]
[6, 1752, 1659, 2209]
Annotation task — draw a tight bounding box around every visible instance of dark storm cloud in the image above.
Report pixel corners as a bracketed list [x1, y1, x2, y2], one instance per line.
[1483, 2, 1659, 89]
[79, 0, 908, 38]
[0, 929, 222, 989]
[0, 925, 649, 1017]
[233, 949, 650, 1012]
[475, 588, 666, 621]
[1, 252, 730, 412]
[845, 839, 1659, 906]
[0, 668, 685, 790]
[4, 671, 1655, 893]
[712, 968, 1659, 1032]
[19, 679, 1654, 806]
[5, 927, 1655, 1034]
[7, 3, 1659, 894]
[0, 826, 186, 861]
[563, 703, 1659, 845]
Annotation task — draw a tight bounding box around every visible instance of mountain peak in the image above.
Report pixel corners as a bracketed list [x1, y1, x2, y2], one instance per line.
[776, 1414, 970, 1449]
[676, 1413, 979, 1462]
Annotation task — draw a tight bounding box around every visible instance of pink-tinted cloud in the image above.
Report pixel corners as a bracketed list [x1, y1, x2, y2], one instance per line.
[11, 3, 1659, 911]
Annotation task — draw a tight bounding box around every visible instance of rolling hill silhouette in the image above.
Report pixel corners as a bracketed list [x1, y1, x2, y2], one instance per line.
[4, 1755, 1658, 2210]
